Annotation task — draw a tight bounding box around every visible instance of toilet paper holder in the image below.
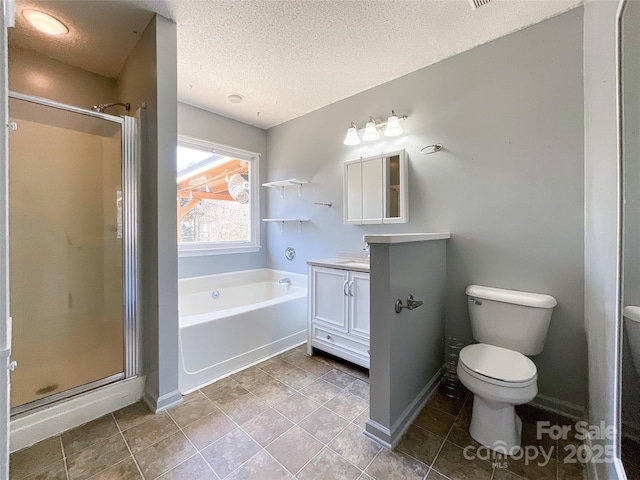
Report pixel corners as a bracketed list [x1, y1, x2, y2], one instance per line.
[395, 294, 424, 314]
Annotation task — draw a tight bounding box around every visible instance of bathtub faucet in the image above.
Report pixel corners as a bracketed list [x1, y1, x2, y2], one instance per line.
[279, 277, 291, 285]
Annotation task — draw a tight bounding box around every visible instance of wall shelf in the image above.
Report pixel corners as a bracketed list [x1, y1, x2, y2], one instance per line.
[262, 178, 307, 197]
[262, 218, 309, 233]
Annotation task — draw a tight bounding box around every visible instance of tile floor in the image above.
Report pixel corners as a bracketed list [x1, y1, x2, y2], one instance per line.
[10, 344, 586, 480]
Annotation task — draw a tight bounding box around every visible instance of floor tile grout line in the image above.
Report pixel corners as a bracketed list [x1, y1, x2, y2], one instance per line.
[113, 404, 157, 436]
[111, 411, 146, 480]
[153, 452, 203, 480]
[200, 374, 368, 478]
[289, 443, 349, 478]
[196, 452, 222, 480]
[59, 436, 70, 480]
[157, 348, 369, 479]
[182, 386, 286, 478]
[163, 408, 220, 479]
[427, 392, 471, 477]
[207, 373, 328, 478]
[248, 351, 371, 474]
[222, 421, 296, 478]
[393, 423, 446, 473]
[360, 446, 384, 478]
[323, 437, 377, 476]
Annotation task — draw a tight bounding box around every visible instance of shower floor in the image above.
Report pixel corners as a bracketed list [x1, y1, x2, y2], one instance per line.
[10, 315, 123, 408]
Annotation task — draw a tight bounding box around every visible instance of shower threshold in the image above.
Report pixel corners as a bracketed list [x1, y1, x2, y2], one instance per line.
[10, 372, 124, 418]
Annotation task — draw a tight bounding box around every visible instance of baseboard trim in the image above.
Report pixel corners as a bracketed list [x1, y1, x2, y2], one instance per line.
[364, 419, 392, 449]
[530, 393, 585, 420]
[389, 367, 442, 448]
[10, 376, 145, 452]
[365, 367, 442, 449]
[143, 387, 183, 413]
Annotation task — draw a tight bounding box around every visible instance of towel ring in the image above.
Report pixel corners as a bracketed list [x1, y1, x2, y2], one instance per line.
[420, 144, 443, 155]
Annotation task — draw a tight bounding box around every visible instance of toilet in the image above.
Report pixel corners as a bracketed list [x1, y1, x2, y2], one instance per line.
[456, 284, 557, 454]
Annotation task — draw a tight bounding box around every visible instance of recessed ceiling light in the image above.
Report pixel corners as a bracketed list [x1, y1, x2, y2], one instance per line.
[22, 9, 68, 36]
[227, 94, 244, 104]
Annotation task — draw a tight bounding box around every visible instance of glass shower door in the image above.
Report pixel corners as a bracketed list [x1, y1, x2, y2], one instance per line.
[8, 96, 125, 409]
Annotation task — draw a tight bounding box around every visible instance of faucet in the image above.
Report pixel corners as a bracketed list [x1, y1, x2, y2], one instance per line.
[279, 277, 291, 285]
[363, 242, 371, 262]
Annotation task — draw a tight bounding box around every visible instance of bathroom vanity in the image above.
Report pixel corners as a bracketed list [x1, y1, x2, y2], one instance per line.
[306, 258, 370, 368]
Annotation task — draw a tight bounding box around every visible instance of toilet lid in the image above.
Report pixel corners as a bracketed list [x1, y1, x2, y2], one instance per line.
[459, 343, 537, 383]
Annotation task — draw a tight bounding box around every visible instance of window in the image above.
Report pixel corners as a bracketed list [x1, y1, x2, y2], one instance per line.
[177, 136, 260, 256]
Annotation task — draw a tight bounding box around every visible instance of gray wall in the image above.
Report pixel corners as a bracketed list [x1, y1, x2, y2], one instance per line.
[266, 8, 586, 411]
[621, 0, 640, 436]
[583, 0, 624, 479]
[177, 102, 268, 278]
[118, 15, 181, 411]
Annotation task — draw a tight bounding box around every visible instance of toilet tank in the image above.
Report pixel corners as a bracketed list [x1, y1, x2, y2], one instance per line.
[466, 285, 557, 356]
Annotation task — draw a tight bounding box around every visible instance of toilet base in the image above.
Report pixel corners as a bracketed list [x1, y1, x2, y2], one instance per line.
[469, 395, 522, 454]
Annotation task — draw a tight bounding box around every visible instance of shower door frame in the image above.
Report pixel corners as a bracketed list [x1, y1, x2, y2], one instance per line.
[8, 91, 140, 416]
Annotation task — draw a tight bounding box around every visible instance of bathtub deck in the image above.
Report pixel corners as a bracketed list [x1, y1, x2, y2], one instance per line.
[10, 345, 584, 480]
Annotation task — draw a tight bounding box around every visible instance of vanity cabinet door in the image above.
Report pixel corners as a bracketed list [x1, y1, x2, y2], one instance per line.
[348, 271, 370, 340]
[310, 266, 349, 332]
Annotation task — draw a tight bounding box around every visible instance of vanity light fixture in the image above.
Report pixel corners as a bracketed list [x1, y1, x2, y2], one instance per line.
[22, 9, 68, 36]
[342, 110, 408, 145]
[384, 110, 403, 137]
[362, 117, 380, 142]
[343, 122, 361, 146]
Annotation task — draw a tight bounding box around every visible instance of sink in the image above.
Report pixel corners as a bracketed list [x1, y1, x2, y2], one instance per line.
[335, 259, 370, 269]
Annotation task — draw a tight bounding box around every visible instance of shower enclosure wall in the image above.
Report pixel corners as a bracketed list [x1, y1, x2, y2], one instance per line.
[7, 92, 139, 414]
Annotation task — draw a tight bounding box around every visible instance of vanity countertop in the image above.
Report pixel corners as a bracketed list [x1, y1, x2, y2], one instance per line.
[307, 257, 370, 273]
[363, 232, 451, 244]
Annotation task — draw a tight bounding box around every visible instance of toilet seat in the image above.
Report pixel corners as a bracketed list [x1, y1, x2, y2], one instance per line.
[459, 343, 537, 387]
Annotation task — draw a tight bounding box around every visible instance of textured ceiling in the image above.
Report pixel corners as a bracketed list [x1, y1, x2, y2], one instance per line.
[9, 0, 155, 78]
[9, 0, 582, 129]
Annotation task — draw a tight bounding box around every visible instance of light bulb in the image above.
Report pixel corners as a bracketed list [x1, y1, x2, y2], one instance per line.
[343, 123, 361, 146]
[362, 117, 380, 141]
[22, 9, 68, 36]
[384, 111, 403, 137]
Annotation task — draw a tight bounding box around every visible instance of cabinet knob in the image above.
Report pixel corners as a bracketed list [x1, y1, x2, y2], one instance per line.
[326, 335, 332, 340]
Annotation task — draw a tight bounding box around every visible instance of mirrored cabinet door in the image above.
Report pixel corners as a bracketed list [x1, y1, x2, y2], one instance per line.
[361, 156, 384, 224]
[344, 159, 363, 224]
[343, 149, 408, 225]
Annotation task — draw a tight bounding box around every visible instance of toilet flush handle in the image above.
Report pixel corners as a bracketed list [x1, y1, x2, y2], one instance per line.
[468, 298, 482, 305]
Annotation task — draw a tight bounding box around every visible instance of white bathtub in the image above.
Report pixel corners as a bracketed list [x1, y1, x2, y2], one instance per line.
[178, 269, 307, 393]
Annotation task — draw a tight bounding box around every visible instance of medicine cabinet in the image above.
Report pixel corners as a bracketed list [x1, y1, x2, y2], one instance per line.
[343, 149, 408, 224]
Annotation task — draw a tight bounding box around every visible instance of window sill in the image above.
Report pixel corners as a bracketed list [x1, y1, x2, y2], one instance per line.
[178, 245, 261, 258]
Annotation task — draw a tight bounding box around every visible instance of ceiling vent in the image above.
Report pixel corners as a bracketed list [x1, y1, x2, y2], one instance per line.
[469, 0, 492, 9]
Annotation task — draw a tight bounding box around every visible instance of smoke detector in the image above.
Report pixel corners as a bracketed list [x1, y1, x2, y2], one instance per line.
[227, 93, 245, 104]
[469, 0, 491, 9]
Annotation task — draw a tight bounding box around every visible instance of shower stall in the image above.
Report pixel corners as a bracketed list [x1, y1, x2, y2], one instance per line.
[7, 92, 139, 415]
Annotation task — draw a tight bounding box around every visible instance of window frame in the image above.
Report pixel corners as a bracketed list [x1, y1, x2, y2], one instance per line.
[177, 135, 261, 257]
